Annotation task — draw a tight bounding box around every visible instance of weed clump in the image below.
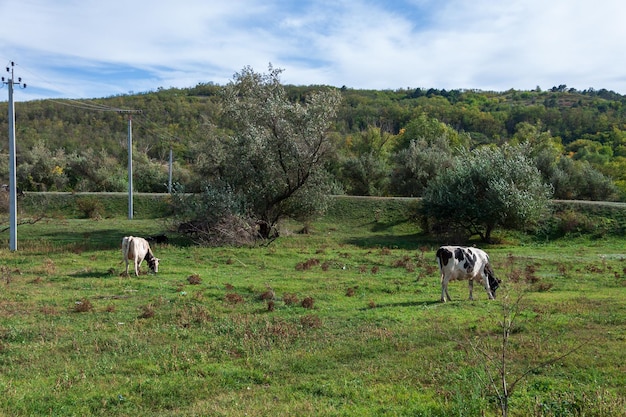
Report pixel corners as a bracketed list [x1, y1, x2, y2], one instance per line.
[187, 274, 202, 285]
[392, 256, 416, 272]
[73, 298, 93, 313]
[258, 288, 275, 301]
[225, 293, 244, 305]
[1, 266, 12, 285]
[301, 296, 315, 309]
[283, 293, 299, 306]
[138, 304, 155, 319]
[300, 314, 322, 328]
[296, 258, 320, 271]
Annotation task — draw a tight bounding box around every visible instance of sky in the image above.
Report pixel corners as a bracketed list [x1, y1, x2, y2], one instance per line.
[1, 0, 626, 101]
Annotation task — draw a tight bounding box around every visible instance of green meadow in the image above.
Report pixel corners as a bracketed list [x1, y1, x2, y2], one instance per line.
[0, 194, 624, 416]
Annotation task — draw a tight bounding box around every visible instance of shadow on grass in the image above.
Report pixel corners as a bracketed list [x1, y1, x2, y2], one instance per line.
[28, 227, 195, 253]
[368, 219, 414, 233]
[70, 270, 118, 279]
[358, 300, 442, 310]
[344, 232, 438, 250]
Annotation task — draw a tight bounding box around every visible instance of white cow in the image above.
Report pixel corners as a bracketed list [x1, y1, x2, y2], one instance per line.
[436, 245, 500, 302]
[122, 236, 160, 276]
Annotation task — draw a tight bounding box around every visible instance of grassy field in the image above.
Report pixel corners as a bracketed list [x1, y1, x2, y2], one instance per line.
[0, 195, 624, 416]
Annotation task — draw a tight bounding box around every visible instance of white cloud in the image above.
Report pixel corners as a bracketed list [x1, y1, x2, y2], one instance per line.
[2, 0, 626, 100]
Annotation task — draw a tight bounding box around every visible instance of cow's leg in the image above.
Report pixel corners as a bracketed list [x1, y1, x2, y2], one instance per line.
[134, 257, 140, 276]
[124, 259, 130, 276]
[441, 274, 451, 302]
[468, 279, 474, 300]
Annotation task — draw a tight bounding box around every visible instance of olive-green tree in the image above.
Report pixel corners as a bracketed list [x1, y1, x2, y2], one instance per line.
[421, 144, 553, 242]
[177, 65, 342, 241]
[390, 136, 455, 197]
[337, 126, 397, 196]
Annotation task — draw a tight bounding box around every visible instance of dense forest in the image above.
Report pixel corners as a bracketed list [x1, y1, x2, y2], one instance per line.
[1, 81, 625, 200]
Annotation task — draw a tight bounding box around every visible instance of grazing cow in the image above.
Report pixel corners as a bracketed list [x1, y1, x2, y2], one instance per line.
[436, 245, 500, 302]
[121, 236, 160, 276]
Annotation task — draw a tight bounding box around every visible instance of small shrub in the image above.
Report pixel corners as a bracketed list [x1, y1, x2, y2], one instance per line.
[266, 300, 275, 312]
[76, 197, 104, 219]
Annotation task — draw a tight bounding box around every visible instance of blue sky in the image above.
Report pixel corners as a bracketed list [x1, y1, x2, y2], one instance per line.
[2, 0, 626, 101]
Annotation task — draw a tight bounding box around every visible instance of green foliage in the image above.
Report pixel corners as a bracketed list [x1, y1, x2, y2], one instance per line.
[422, 144, 553, 242]
[390, 136, 455, 197]
[3, 79, 626, 200]
[75, 196, 105, 219]
[179, 65, 342, 240]
[396, 112, 470, 150]
[549, 157, 619, 200]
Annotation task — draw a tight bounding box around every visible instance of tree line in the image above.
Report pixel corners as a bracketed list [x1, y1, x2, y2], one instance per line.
[0, 66, 624, 242]
[0, 73, 624, 199]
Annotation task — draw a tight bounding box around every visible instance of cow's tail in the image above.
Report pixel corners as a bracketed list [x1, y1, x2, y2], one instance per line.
[435, 248, 446, 282]
[122, 236, 133, 260]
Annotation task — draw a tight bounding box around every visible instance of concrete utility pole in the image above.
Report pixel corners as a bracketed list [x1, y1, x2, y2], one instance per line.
[2, 62, 26, 251]
[119, 110, 142, 220]
[168, 145, 173, 193]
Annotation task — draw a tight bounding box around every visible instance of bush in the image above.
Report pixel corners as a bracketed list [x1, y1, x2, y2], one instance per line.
[75, 197, 104, 219]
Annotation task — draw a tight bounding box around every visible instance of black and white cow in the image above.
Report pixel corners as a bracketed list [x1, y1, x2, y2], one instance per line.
[435, 245, 500, 302]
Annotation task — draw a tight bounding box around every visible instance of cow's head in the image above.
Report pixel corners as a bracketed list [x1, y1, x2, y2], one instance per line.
[148, 257, 160, 274]
[487, 272, 501, 298]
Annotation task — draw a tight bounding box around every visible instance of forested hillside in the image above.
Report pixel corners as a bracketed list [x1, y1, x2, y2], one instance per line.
[1, 82, 625, 199]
